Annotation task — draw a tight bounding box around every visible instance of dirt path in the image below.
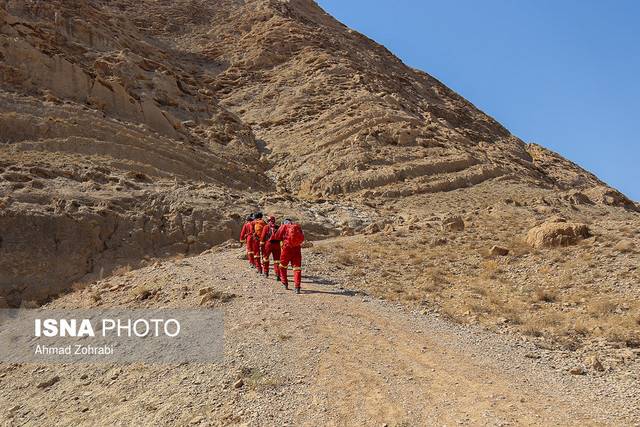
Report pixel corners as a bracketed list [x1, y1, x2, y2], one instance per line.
[1, 248, 637, 426]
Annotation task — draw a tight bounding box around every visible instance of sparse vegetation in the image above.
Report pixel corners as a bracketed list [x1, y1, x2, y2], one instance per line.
[316, 196, 640, 351]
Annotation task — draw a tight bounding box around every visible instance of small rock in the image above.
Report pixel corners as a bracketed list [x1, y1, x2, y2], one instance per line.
[569, 367, 586, 375]
[189, 415, 205, 425]
[233, 379, 244, 389]
[441, 215, 465, 232]
[489, 245, 509, 256]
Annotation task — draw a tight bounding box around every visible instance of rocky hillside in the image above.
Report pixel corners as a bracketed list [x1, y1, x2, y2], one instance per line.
[1, 0, 637, 314]
[110, 0, 637, 202]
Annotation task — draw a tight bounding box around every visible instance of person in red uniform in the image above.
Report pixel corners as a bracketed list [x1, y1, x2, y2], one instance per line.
[273, 218, 305, 293]
[239, 214, 255, 267]
[260, 216, 281, 280]
[252, 212, 267, 274]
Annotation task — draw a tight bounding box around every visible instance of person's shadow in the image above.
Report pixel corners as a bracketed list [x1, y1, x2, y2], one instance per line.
[302, 289, 356, 296]
[301, 275, 358, 296]
[304, 275, 338, 286]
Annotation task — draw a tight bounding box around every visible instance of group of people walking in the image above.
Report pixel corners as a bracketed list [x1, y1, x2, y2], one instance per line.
[239, 213, 305, 294]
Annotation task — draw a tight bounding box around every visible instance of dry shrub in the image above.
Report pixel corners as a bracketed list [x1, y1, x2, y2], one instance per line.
[521, 311, 563, 337]
[556, 271, 575, 289]
[112, 264, 132, 276]
[480, 259, 500, 279]
[340, 252, 357, 266]
[521, 324, 544, 337]
[132, 284, 151, 299]
[408, 251, 424, 265]
[310, 246, 325, 255]
[532, 287, 558, 303]
[468, 282, 487, 297]
[90, 292, 102, 303]
[614, 240, 635, 253]
[538, 265, 552, 275]
[508, 237, 531, 256]
[551, 251, 567, 264]
[572, 318, 591, 336]
[588, 299, 617, 316]
[422, 268, 448, 291]
[70, 281, 88, 292]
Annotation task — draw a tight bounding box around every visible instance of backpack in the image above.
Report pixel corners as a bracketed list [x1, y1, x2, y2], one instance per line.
[286, 224, 305, 247]
[253, 219, 266, 238]
[264, 223, 276, 241]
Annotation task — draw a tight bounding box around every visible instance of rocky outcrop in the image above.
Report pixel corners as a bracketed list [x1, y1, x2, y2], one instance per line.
[526, 218, 590, 248]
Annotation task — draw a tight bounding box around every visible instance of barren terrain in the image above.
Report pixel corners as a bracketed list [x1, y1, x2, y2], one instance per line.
[1, 248, 638, 426]
[0, 0, 639, 425]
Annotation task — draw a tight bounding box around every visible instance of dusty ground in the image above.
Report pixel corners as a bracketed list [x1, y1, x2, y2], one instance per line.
[1, 247, 638, 426]
[311, 181, 640, 361]
[1, 1, 639, 425]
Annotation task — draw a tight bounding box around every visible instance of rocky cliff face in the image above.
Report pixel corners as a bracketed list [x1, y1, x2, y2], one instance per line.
[0, 0, 270, 302]
[0, 0, 637, 304]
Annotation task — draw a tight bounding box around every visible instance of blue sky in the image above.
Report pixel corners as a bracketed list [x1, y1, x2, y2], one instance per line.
[317, 0, 639, 201]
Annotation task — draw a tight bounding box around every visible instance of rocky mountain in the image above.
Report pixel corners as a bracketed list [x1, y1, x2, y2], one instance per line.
[102, 0, 633, 200]
[1, 0, 638, 343]
[1, 1, 639, 423]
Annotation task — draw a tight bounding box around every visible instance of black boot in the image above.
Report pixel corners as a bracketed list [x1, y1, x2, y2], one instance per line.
[295, 288, 301, 294]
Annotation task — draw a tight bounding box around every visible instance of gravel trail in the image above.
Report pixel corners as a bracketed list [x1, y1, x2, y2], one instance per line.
[1, 248, 637, 426]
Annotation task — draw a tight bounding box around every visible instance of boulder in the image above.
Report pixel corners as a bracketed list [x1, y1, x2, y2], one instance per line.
[489, 245, 509, 256]
[526, 219, 590, 248]
[441, 215, 464, 232]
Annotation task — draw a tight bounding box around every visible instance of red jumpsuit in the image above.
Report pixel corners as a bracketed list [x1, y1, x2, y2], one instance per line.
[273, 224, 303, 290]
[260, 222, 281, 279]
[252, 219, 267, 273]
[239, 221, 254, 267]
